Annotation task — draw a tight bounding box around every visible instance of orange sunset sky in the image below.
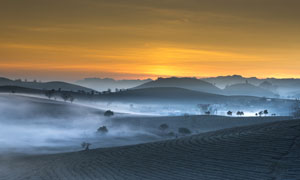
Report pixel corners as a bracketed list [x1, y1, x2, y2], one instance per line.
[1, 0, 300, 81]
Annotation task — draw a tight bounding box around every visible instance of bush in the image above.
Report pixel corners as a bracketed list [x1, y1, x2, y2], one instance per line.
[97, 126, 108, 134]
[159, 123, 169, 131]
[167, 132, 175, 137]
[178, 127, 191, 135]
[104, 110, 114, 117]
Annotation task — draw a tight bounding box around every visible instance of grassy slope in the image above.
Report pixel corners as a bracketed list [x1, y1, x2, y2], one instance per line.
[1, 119, 299, 180]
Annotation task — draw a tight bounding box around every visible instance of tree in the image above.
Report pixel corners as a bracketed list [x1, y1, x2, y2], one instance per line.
[205, 111, 210, 115]
[45, 90, 55, 99]
[61, 93, 69, 102]
[69, 95, 74, 103]
[97, 126, 108, 134]
[81, 142, 91, 151]
[263, 110, 268, 116]
[258, 111, 264, 117]
[227, 111, 233, 116]
[159, 123, 169, 132]
[104, 110, 114, 117]
[236, 111, 244, 116]
[178, 127, 191, 136]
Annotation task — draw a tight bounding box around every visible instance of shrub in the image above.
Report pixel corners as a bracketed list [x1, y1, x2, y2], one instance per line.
[97, 126, 108, 134]
[178, 127, 191, 135]
[104, 110, 114, 117]
[167, 132, 175, 137]
[159, 123, 169, 131]
[227, 111, 232, 116]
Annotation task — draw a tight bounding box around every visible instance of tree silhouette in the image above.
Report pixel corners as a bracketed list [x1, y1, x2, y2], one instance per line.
[61, 93, 69, 102]
[104, 110, 114, 117]
[97, 126, 108, 134]
[263, 110, 268, 116]
[227, 111, 233, 116]
[236, 111, 244, 116]
[45, 90, 55, 99]
[159, 123, 169, 132]
[178, 128, 191, 136]
[81, 142, 91, 151]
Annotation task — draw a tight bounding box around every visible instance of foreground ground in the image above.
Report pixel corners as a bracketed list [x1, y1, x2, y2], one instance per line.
[1, 119, 299, 180]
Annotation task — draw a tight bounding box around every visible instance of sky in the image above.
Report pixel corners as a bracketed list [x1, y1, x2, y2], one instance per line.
[0, 0, 300, 81]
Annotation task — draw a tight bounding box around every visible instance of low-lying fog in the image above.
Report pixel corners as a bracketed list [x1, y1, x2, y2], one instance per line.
[0, 93, 294, 156]
[0, 94, 160, 155]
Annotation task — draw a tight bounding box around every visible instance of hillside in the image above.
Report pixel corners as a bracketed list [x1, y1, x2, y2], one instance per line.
[75, 78, 152, 92]
[100, 87, 226, 103]
[203, 75, 300, 97]
[1, 119, 299, 180]
[223, 83, 278, 97]
[0, 77, 94, 92]
[133, 77, 222, 94]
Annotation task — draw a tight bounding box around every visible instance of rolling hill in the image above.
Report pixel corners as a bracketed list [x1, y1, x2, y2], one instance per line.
[0, 77, 94, 92]
[132, 77, 222, 94]
[1, 119, 299, 180]
[223, 83, 278, 97]
[75, 78, 152, 92]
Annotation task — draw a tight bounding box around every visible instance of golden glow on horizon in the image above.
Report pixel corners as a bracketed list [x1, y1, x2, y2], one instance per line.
[0, 0, 300, 80]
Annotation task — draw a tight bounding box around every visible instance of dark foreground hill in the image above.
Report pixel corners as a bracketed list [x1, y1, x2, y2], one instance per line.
[1, 119, 299, 180]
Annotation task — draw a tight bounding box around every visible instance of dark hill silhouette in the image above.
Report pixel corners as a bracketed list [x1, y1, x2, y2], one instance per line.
[0, 77, 94, 92]
[75, 78, 152, 92]
[203, 75, 300, 97]
[101, 87, 226, 103]
[132, 77, 222, 94]
[223, 83, 278, 97]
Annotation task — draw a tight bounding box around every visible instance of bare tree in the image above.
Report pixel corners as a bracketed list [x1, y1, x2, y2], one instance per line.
[81, 142, 91, 151]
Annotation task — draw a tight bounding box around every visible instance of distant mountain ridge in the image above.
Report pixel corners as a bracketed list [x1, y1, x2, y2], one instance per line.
[132, 77, 222, 94]
[0, 77, 94, 92]
[223, 83, 278, 97]
[75, 78, 152, 92]
[203, 75, 300, 97]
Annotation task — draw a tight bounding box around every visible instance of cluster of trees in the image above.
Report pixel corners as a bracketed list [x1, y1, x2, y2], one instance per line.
[44, 90, 74, 103]
[158, 123, 191, 137]
[226, 111, 244, 116]
[236, 111, 244, 116]
[61, 93, 74, 102]
[255, 110, 269, 116]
